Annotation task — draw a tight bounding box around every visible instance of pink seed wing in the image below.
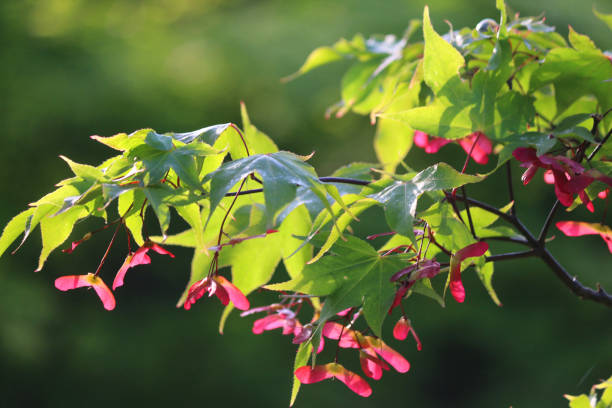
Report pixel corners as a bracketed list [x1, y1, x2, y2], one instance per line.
[213, 282, 230, 306]
[322, 322, 359, 348]
[393, 317, 410, 341]
[556, 221, 600, 237]
[359, 349, 384, 380]
[456, 242, 489, 262]
[425, 136, 451, 154]
[543, 169, 555, 184]
[112, 253, 134, 290]
[90, 276, 116, 311]
[252, 315, 285, 334]
[512, 147, 538, 163]
[557, 221, 612, 253]
[215, 276, 250, 310]
[149, 243, 175, 258]
[55, 275, 91, 291]
[294, 365, 334, 384]
[333, 365, 372, 397]
[368, 338, 410, 373]
[449, 278, 466, 303]
[130, 247, 152, 267]
[449, 241, 489, 303]
[413, 130, 429, 149]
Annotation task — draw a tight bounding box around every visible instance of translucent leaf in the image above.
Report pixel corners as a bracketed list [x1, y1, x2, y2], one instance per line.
[0, 208, 35, 258]
[36, 206, 88, 271]
[476, 261, 502, 306]
[594, 8, 612, 31]
[568, 26, 599, 53]
[411, 278, 445, 307]
[422, 6, 465, 94]
[229, 102, 279, 160]
[290, 342, 313, 406]
[279, 205, 313, 279]
[283, 46, 343, 82]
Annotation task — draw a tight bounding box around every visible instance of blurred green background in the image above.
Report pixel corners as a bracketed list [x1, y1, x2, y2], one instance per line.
[1, 0, 611, 407]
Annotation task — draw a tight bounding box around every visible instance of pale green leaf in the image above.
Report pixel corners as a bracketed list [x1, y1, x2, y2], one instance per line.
[290, 342, 313, 406]
[0, 208, 36, 258]
[36, 206, 87, 271]
[422, 6, 465, 94]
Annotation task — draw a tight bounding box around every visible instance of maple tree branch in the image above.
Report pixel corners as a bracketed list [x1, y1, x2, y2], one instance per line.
[485, 249, 537, 262]
[478, 235, 530, 245]
[219, 176, 612, 307]
[535, 246, 612, 306]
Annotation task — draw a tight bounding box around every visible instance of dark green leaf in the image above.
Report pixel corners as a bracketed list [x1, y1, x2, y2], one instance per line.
[205, 151, 340, 227]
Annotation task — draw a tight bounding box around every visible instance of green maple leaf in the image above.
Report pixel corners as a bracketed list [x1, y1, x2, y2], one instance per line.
[268, 235, 407, 337]
[369, 163, 483, 242]
[205, 151, 346, 227]
[128, 132, 218, 189]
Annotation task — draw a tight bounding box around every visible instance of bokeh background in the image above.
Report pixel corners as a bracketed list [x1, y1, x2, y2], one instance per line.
[1, 0, 611, 407]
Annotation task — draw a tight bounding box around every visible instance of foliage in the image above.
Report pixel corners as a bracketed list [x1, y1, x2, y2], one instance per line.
[1, 1, 611, 405]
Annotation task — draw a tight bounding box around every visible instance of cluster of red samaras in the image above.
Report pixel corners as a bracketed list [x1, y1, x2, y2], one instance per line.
[513, 147, 611, 212]
[242, 304, 420, 397]
[238, 240, 488, 398]
[414, 129, 611, 253]
[56, 238, 251, 312]
[413, 130, 493, 164]
[55, 240, 175, 311]
[512, 147, 612, 253]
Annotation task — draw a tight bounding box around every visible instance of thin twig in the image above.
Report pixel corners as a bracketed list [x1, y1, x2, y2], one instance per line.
[485, 249, 536, 262]
[443, 191, 467, 226]
[538, 200, 560, 244]
[478, 236, 530, 245]
[506, 162, 516, 216]
[536, 246, 612, 306]
[318, 177, 371, 186]
[587, 128, 612, 162]
[461, 186, 477, 239]
[427, 226, 452, 257]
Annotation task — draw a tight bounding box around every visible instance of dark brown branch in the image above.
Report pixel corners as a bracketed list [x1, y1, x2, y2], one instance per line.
[461, 186, 477, 239]
[485, 250, 536, 262]
[318, 177, 371, 186]
[218, 176, 612, 307]
[536, 246, 612, 306]
[479, 236, 530, 246]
